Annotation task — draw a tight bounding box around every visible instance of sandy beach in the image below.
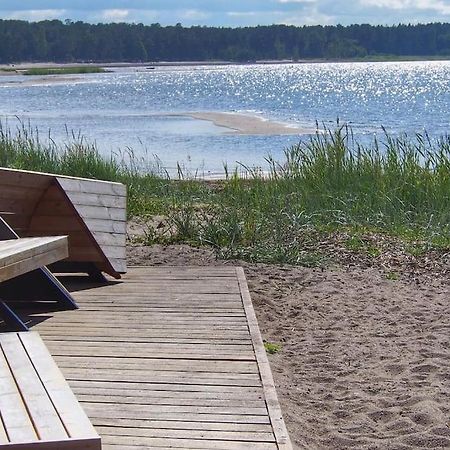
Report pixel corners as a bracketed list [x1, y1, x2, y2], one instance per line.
[127, 237, 450, 449]
[184, 111, 312, 135]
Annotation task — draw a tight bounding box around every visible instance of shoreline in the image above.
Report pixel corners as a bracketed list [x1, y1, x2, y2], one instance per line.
[2, 56, 450, 72]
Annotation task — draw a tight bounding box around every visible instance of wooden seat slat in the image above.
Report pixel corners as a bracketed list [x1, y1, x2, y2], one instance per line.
[0, 332, 101, 449]
[19, 333, 99, 440]
[0, 333, 68, 441]
[0, 237, 67, 268]
[0, 346, 37, 443]
[0, 237, 68, 283]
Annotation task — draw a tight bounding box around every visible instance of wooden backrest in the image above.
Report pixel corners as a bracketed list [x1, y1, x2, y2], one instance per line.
[0, 168, 126, 279]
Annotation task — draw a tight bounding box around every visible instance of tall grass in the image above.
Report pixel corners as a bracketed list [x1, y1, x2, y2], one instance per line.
[0, 122, 448, 265]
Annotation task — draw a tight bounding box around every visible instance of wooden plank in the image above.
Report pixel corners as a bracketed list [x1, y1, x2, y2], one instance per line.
[0, 238, 68, 283]
[36, 324, 250, 336]
[34, 201, 126, 222]
[62, 231, 125, 247]
[60, 368, 260, 384]
[53, 356, 258, 373]
[39, 328, 248, 337]
[42, 190, 126, 208]
[68, 245, 125, 260]
[0, 168, 52, 189]
[57, 177, 126, 197]
[81, 404, 271, 424]
[68, 379, 265, 394]
[75, 394, 265, 408]
[91, 418, 272, 433]
[0, 333, 68, 441]
[0, 438, 101, 449]
[99, 435, 277, 449]
[95, 426, 275, 442]
[44, 342, 252, 352]
[40, 322, 248, 331]
[41, 315, 247, 324]
[76, 396, 267, 414]
[29, 216, 127, 235]
[19, 332, 100, 441]
[0, 237, 68, 268]
[0, 342, 37, 443]
[237, 267, 292, 449]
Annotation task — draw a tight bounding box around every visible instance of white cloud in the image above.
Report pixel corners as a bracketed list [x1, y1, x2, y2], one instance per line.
[4, 9, 66, 21]
[180, 9, 210, 21]
[101, 9, 130, 21]
[277, 0, 316, 3]
[363, 0, 450, 15]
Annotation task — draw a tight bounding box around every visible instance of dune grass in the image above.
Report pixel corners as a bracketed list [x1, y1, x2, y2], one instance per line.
[0, 122, 448, 266]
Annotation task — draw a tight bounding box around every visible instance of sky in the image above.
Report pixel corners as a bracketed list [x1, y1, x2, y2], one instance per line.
[1, 0, 450, 27]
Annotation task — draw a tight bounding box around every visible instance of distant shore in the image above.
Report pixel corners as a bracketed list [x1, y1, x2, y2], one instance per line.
[2, 55, 450, 73]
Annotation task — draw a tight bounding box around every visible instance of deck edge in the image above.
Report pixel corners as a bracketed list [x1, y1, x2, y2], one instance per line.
[236, 266, 293, 450]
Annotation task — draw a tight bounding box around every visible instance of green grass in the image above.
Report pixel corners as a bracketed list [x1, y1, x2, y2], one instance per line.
[264, 342, 281, 354]
[0, 121, 449, 267]
[22, 67, 105, 76]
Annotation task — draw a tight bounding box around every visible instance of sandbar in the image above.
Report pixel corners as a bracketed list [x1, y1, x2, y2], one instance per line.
[184, 111, 313, 135]
[0, 76, 89, 87]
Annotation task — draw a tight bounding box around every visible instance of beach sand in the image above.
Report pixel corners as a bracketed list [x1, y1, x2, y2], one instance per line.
[184, 111, 313, 135]
[127, 240, 450, 449]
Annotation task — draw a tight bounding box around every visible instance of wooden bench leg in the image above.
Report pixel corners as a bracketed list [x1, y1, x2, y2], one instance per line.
[0, 300, 29, 331]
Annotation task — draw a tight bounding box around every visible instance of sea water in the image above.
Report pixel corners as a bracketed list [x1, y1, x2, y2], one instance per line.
[0, 61, 449, 176]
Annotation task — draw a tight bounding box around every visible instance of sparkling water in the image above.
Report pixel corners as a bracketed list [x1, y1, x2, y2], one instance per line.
[1, 61, 449, 176]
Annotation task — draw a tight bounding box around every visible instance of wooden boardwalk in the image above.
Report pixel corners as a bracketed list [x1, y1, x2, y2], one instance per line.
[29, 266, 291, 449]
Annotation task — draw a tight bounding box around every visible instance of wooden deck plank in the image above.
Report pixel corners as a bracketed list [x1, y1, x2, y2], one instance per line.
[31, 266, 291, 449]
[100, 435, 278, 449]
[88, 418, 273, 433]
[95, 426, 276, 442]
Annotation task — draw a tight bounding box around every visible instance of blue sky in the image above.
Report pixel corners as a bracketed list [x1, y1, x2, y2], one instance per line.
[1, 1, 450, 26]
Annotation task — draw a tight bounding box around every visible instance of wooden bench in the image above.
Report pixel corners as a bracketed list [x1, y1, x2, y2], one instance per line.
[0, 332, 101, 449]
[0, 167, 127, 280]
[0, 237, 69, 284]
[0, 220, 77, 331]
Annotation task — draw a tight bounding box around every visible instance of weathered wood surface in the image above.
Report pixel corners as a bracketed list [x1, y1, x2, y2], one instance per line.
[0, 237, 68, 283]
[31, 266, 292, 449]
[0, 332, 101, 449]
[0, 167, 126, 278]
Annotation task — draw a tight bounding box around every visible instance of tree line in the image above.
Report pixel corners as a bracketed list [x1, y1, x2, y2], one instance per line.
[1, 19, 450, 63]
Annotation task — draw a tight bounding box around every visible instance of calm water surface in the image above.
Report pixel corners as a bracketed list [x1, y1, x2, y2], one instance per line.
[1, 61, 449, 175]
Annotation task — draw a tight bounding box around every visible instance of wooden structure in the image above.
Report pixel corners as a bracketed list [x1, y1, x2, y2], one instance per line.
[29, 266, 292, 449]
[0, 237, 68, 284]
[0, 223, 77, 331]
[0, 167, 127, 279]
[0, 332, 101, 449]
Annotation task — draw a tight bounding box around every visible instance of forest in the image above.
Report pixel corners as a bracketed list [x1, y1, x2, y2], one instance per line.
[1, 19, 450, 63]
